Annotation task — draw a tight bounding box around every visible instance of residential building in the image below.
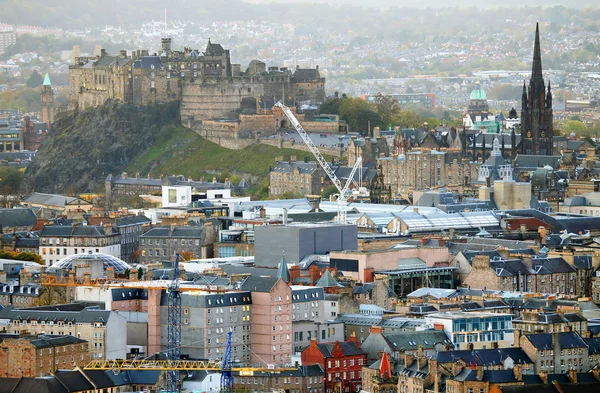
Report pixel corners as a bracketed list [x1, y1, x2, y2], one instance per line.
[462, 255, 578, 295]
[360, 326, 452, 363]
[233, 364, 325, 393]
[0, 333, 89, 378]
[138, 225, 218, 264]
[425, 311, 514, 350]
[518, 331, 590, 373]
[301, 338, 367, 393]
[0, 304, 127, 360]
[0, 282, 40, 307]
[241, 276, 293, 366]
[512, 309, 587, 335]
[0, 29, 16, 54]
[39, 225, 121, 266]
[268, 161, 325, 197]
[159, 291, 253, 363]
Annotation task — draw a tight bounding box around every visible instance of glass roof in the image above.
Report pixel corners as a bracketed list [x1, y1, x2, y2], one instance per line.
[50, 252, 132, 273]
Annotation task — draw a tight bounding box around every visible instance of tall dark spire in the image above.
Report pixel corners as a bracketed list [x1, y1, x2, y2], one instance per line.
[532, 22, 543, 79]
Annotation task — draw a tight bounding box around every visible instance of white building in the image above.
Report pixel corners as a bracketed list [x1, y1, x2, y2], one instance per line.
[424, 311, 514, 350]
[39, 225, 121, 266]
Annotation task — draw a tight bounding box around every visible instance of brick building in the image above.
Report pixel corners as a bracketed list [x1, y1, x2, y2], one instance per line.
[0, 333, 89, 378]
[301, 337, 367, 393]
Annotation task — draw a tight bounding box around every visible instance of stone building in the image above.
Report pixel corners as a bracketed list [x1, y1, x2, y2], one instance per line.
[377, 148, 477, 199]
[513, 309, 587, 336]
[268, 161, 325, 197]
[520, 24, 553, 156]
[347, 136, 390, 166]
[138, 225, 218, 264]
[39, 225, 121, 266]
[518, 331, 591, 374]
[233, 364, 325, 393]
[462, 255, 578, 295]
[0, 333, 89, 378]
[0, 304, 127, 360]
[40, 74, 55, 123]
[68, 38, 326, 128]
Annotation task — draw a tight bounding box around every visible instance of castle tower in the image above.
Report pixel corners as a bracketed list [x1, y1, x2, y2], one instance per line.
[40, 73, 55, 123]
[521, 23, 553, 156]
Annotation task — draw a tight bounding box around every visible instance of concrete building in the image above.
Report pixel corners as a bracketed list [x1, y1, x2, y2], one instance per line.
[39, 225, 121, 266]
[0, 305, 127, 360]
[159, 291, 253, 363]
[425, 311, 514, 350]
[0, 333, 89, 378]
[241, 276, 293, 366]
[255, 223, 358, 268]
[0, 29, 16, 54]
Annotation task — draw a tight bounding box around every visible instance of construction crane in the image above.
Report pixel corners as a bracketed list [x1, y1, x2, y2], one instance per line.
[166, 253, 182, 393]
[275, 101, 363, 224]
[221, 331, 233, 393]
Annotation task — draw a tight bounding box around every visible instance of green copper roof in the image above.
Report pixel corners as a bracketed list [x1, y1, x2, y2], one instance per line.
[470, 85, 486, 101]
[43, 73, 51, 86]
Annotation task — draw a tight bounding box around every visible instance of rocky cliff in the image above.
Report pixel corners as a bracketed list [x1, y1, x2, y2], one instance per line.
[23, 100, 180, 193]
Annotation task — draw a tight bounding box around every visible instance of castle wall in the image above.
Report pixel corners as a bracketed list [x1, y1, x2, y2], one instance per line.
[180, 80, 264, 121]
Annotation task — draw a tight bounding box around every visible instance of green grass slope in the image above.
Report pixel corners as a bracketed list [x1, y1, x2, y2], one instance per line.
[127, 125, 320, 186]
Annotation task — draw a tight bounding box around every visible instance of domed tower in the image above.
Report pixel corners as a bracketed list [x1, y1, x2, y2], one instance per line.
[40, 73, 55, 123]
[467, 81, 490, 121]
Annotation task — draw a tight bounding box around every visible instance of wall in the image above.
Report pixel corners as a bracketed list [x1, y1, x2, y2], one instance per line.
[181, 80, 264, 122]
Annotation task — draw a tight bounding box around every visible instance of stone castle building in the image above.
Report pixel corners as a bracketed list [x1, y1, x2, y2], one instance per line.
[67, 38, 326, 141]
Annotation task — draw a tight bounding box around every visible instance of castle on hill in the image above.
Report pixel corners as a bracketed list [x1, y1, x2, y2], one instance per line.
[64, 38, 334, 145]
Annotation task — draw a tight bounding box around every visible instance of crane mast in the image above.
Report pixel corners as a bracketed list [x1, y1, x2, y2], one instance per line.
[166, 253, 182, 393]
[275, 101, 362, 224]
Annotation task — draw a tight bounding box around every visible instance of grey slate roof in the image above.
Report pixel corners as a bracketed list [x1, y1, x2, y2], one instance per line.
[54, 370, 95, 392]
[315, 341, 365, 358]
[434, 347, 533, 365]
[525, 332, 587, 350]
[0, 305, 113, 325]
[0, 208, 36, 228]
[240, 276, 279, 292]
[22, 192, 77, 208]
[11, 378, 67, 393]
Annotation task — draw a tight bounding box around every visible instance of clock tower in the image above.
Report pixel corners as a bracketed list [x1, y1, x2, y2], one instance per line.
[521, 23, 553, 156]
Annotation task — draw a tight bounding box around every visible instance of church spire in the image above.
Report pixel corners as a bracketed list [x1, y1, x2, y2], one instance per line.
[277, 252, 290, 284]
[532, 22, 543, 80]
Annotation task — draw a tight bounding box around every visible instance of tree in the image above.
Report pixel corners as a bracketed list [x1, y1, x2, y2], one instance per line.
[279, 191, 302, 200]
[374, 93, 400, 126]
[321, 184, 338, 200]
[26, 70, 44, 88]
[562, 120, 587, 136]
[319, 97, 343, 115]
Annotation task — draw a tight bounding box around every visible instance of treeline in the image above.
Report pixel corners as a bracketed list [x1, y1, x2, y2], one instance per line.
[319, 93, 458, 134]
[0, 250, 43, 264]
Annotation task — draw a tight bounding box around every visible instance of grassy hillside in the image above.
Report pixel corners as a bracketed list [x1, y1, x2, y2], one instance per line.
[127, 125, 321, 190]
